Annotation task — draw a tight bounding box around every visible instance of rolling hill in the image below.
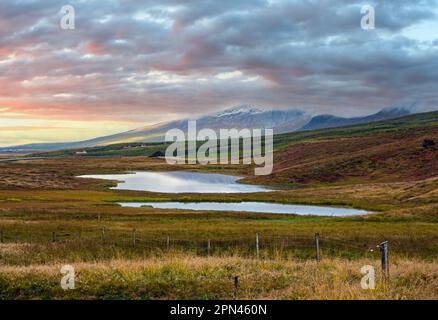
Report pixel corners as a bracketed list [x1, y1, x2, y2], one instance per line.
[30, 111, 438, 187]
[249, 110, 438, 185]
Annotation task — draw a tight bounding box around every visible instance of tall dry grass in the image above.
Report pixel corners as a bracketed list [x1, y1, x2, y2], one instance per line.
[0, 246, 437, 300]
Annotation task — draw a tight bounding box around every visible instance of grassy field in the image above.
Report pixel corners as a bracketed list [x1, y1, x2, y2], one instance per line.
[0, 113, 437, 299]
[1, 252, 437, 299]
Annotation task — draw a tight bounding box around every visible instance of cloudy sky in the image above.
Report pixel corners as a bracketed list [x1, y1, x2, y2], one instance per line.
[1, 0, 438, 146]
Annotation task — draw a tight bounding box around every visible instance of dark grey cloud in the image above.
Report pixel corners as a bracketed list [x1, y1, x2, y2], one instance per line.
[1, 0, 438, 121]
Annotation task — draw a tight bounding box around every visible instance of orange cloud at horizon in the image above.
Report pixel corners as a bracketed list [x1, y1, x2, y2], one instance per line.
[0, 114, 142, 147]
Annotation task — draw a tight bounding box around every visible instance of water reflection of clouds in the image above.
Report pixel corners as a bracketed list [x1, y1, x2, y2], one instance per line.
[78, 171, 270, 193]
[119, 202, 368, 217]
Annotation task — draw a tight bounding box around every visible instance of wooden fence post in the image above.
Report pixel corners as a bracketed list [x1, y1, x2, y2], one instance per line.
[256, 233, 260, 260]
[132, 228, 136, 247]
[0, 230, 3, 243]
[207, 239, 211, 256]
[315, 233, 321, 262]
[234, 276, 239, 299]
[52, 231, 56, 243]
[101, 226, 106, 244]
[166, 236, 170, 251]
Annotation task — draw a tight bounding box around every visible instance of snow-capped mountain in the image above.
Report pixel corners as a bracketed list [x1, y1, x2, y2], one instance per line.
[188, 106, 310, 132]
[215, 105, 265, 117]
[2, 105, 412, 151]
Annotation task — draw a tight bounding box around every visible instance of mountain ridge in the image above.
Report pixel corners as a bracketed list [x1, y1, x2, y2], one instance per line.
[1, 105, 414, 151]
[300, 106, 410, 131]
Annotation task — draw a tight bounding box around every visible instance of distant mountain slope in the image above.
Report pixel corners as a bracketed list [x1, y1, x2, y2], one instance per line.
[27, 110, 438, 159]
[299, 107, 410, 131]
[246, 110, 438, 185]
[3, 106, 311, 151]
[1, 105, 414, 152]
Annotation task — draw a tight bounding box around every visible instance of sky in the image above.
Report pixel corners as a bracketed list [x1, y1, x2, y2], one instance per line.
[1, 0, 438, 147]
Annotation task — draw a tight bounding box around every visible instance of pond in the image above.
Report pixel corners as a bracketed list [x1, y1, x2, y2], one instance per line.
[118, 201, 368, 216]
[79, 171, 368, 216]
[78, 171, 271, 193]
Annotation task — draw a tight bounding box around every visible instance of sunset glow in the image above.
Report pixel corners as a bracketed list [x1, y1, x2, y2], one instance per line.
[1, 0, 438, 146]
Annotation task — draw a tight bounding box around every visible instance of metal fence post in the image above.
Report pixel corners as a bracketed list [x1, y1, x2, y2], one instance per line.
[378, 240, 389, 279]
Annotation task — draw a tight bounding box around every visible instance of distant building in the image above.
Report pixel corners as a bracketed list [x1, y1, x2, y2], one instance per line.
[75, 150, 88, 155]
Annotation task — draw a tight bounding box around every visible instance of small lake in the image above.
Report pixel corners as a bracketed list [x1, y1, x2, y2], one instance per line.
[79, 171, 368, 216]
[118, 201, 368, 216]
[78, 171, 271, 193]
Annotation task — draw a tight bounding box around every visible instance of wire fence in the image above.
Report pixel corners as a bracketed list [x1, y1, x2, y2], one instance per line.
[1, 227, 437, 262]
